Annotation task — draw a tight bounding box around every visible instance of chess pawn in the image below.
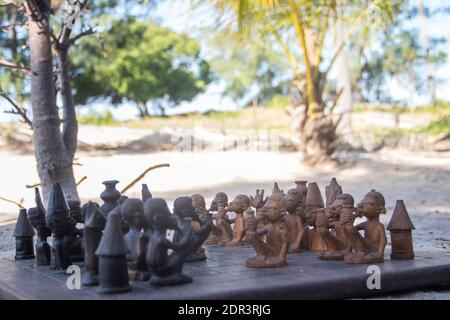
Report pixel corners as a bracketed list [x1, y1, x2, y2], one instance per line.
[96, 211, 131, 294]
[387, 200, 415, 260]
[141, 184, 152, 202]
[28, 188, 51, 265]
[13, 208, 35, 260]
[82, 201, 106, 286]
[100, 180, 121, 216]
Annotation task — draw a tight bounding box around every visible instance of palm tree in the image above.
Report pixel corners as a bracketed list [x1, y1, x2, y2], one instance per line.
[199, 0, 394, 163]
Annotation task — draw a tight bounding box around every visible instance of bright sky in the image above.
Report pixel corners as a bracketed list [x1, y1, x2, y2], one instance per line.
[1, 0, 449, 122]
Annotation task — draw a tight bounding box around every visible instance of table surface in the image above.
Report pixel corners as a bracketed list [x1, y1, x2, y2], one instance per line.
[1, 245, 450, 300]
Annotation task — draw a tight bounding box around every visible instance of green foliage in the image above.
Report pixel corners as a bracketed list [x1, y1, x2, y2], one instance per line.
[77, 110, 119, 126]
[265, 94, 291, 109]
[421, 116, 450, 135]
[71, 19, 212, 117]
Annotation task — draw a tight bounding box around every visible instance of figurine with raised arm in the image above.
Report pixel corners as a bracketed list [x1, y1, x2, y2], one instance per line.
[173, 196, 213, 261]
[120, 198, 150, 281]
[191, 194, 208, 219]
[246, 192, 288, 268]
[205, 192, 231, 245]
[28, 188, 51, 265]
[144, 198, 196, 286]
[344, 190, 387, 264]
[224, 194, 251, 246]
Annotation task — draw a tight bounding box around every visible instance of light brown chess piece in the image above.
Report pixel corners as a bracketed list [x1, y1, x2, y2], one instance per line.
[204, 192, 230, 245]
[223, 194, 251, 246]
[344, 190, 387, 264]
[284, 185, 307, 253]
[317, 194, 356, 260]
[191, 194, 208, 219]
[304, 182, 327, 251]
[387, 200, 415, 260]
[246, 192, 288, 268]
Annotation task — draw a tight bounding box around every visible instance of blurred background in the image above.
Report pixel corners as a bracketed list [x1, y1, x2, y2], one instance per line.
[0, 1, 449, 262]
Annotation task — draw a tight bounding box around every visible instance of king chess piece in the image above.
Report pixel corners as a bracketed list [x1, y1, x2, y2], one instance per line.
[14, 208, 35, 260]
[144, 198, 196, 286]
[96, 211, 132, 294]
[28, 188, 51, 265]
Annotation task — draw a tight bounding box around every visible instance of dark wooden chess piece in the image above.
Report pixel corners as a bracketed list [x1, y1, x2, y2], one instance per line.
[100, 180, 121, 216]
[173, 196, 213, 261]
[191, 194, 208, 219]
[387, 200, 415, 260]
[14, 208, 35, 260]
[285, 185, 307, 253]
[142, 184, 152, 202]
[344, 190, 387, 264]
[28, 188, 51, 265]
[304, 182, 326, 251]
[246, 192, 288, 268]
[144, 198, 196, 286]
[96, 211, 132, 294]
[121, 198, 150, 281]
[224, 194, 251, 246]
[82, 201, 106, 286]
[45, 183, 75, 270]
[67, 200, 84, 262]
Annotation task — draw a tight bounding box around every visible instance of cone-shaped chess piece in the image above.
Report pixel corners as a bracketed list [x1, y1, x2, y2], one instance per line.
[14, 208, 35, 260]
[96, 211, 131, 294]
[46, 183, 72, 270]
[294, 181, 308, 199]
[100, 180, 121, 216]
[82, 201, 106, 286]
[325, 178, 343, 207]
[306, 182, 324, 209]
[141, 184, 152, 202]
[387, 200, 415, 260]
[28, 188, 51, 265]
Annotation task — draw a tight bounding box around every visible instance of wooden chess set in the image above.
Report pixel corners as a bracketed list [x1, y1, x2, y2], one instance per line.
[2, 178, 450, 300]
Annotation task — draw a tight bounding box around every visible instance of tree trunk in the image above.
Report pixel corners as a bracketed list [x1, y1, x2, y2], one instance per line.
[27, 2, 79, 202]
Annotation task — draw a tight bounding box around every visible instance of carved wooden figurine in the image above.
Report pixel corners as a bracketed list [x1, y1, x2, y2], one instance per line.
[304, 182, 327, 251]
[144, 198, 196, 286]
[14, 208, 35, 260]
[82, 201, 106, 286]
[142, 184, 153, 202]
[284, 185, 307, 253]
[246, 192, 288, 268]
[204, 192, 231, 245]
[96, 211, 132, 294]
[121, 198, 150, 280]
[191, 194, 208, 219]
[387, 200, 415, 260]
[344, 190, 387, 264]
[28, 188, 51, 265]
[45, 183, 81, 270]
[173, 196, 213, 261]
[224, 194, 251, 246]
[100, 180, 121, 216]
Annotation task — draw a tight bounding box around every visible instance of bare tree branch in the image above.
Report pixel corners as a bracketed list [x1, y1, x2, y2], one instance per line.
[0, 88, 33, 129]
[121, 163, 171, 194]
[0, 57, 31, 73]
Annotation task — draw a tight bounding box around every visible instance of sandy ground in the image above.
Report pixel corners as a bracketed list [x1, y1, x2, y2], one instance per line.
[0, 125, 449, 299]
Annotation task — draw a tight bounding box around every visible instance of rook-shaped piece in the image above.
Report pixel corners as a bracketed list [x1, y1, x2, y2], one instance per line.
[304, 182, 326, 251]
[14, 208, 35, 260]
[28, 188, 51, 265]
[96, 212, 131, 294]
[145, 198, 195, 286]
[173, 196, 213, 261]
[285, 185, 307, 253]
[121, 198, 150, 280]
[344, 190, 387, 264]
[100, 180, 121, 216]
[246, 193, 288, 268]
[142, 184, 152, 202]
[82, 201, 105, 286]
[45, 183, 78, 270]
[223, 194, 251, 246]
[387, 200, 415, 260]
